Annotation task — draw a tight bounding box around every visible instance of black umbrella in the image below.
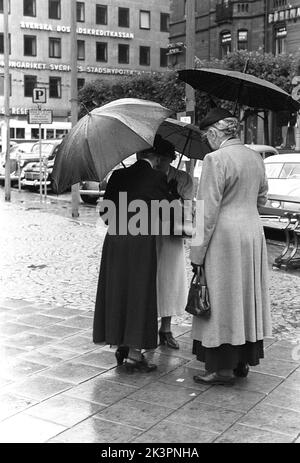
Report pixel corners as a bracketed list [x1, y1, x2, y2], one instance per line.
[178, 68, 300, 112]
[156, 118, 211, 160]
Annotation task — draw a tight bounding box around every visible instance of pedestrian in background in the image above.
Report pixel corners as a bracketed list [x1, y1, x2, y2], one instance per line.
[155, 135, 194, 349]
[190, 107, 272, 385]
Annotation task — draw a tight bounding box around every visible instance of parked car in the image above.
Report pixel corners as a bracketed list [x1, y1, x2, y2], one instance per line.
[245, 144, 279, 159]
[263, 153, 300, 213]
[79, 154, 137, 204]
[189, 144, 279, 197]
[0, 142, 38, 185]
[21, 140, 63, 190]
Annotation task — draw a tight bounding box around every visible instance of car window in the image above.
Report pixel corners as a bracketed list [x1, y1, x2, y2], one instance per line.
[265, 163, 283, 179]
[31, 143, 57, 155]
[279, 163, 300, 179]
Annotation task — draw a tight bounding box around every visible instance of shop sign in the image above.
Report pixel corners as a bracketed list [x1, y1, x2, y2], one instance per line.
[0, 61, 146, 76]
[28, 109, 53, 125]
[167, 42, 184, 55]
[0, 107, 29, 115]
[269, 7, 300, 23]
[20, 22, 134, 39]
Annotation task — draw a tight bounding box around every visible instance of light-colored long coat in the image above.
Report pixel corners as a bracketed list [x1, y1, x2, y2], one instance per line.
[156, 166, 194, 318]
[190, 139, 272, 347]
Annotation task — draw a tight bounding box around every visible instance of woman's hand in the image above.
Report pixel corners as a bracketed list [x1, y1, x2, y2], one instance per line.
[191, 262, 201, 273]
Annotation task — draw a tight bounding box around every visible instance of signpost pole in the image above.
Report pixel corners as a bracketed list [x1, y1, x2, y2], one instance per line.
[39, 119, 42, 202]
[4, 0, 11, 202]
[70, 0, 79, 218]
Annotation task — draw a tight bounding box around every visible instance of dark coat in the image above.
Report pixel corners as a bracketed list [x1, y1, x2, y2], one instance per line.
[93, 159, 174, 349]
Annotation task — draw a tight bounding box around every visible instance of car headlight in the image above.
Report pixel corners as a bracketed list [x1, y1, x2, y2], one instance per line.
[270, 200, 281, 208]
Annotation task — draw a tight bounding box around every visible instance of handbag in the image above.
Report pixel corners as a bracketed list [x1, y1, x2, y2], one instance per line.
[185, 266, 211, 318]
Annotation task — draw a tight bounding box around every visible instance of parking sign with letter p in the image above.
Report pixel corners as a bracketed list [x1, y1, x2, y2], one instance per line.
[33, 88, 47, 104]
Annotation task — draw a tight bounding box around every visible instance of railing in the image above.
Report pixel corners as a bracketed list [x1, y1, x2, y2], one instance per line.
[260, 194, 300, 269]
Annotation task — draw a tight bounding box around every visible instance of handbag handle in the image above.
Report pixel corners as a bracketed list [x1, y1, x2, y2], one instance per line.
[193, 265, 206, 285]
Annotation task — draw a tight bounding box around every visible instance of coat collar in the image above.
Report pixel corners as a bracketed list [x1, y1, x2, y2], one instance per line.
[220, 138, 243, 149]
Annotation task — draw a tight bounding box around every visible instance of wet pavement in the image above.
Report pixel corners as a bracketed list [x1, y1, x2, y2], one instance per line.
[0, 188, 299, 443]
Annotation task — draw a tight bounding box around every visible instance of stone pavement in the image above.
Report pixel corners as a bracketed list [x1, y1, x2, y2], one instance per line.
[0, 189, 299, 443]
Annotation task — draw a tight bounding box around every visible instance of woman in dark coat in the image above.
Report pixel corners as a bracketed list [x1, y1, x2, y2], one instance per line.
[93, 148, 174, 372]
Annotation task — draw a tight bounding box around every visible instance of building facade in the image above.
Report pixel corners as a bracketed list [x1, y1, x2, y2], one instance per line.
[0, 0, 171, 145]
[169, 0, 300, 65]
[169, 0, 300, 147]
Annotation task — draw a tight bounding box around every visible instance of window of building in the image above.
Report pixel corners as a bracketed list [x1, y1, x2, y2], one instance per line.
[160, 48, 168, 67]
[77, 78, 85, 91]
[77, 2, 85, 22]
[49, 76, 61, 98]
[24, 75, 37, 97]
[49, 0, 61, 20]
[237, 29, 248, 50]
[0, 33, 11, 54]
[273, 0, 287, 8]
[0, 0, 11, 13]
[0, 74, 12, 96]
[237, 3, 249, 13]
[46, 129, 55, 139]
[56, 129, 68, 138]
[96, 42, 107, 62]
[140, 10, 150, 30]
[274, 26, 287, 55]
[139, 46, 150, 66]
[23, 0, 36, 16]
[96, 4, 107, 24]
[49, 37, 61, 58]
[220, 31, 231, 58]
[118, 7, 129, 27]
[10, 128, 25, 139]
[118, 44, 129, 64]
[31, 128, 45, 139]
[160, 13, 170, 32]
[77, 40, 85, 60]
[24, 35, 37, 56]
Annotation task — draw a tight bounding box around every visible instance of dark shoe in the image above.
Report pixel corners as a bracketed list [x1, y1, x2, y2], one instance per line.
[233, 362, 249, 378]
[193, 372, 235, 386]
[115, 346, 129, 366]
[159, 331, 179, 349]
[125, 355, 157, 373]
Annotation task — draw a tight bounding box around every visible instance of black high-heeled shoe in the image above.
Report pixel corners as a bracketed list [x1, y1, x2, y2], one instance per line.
[159, 331, 179, 349]
[233, 362, 249, 378]
[115, 346, 129, 366]
[125, 355, 157, 373]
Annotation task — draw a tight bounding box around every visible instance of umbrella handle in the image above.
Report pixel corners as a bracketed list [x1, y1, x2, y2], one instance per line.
[176, 153, 183, 171]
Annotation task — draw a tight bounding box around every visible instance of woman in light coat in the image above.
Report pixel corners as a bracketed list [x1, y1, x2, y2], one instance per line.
[155, 137, 194, 349]
[190, 107, 272, 386]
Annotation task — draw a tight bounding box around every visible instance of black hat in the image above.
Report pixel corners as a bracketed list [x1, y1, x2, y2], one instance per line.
[199, 107, 234, 130]
[153, 134, 176, 160]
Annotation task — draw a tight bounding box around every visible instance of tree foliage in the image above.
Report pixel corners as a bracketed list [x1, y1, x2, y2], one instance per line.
[78, 51, 299, 120]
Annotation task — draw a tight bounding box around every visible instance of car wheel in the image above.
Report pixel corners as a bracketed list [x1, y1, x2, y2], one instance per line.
[80, 194, 99, 205]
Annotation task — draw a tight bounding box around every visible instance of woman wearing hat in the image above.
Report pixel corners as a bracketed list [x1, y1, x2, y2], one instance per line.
[190, 108, 272, 385]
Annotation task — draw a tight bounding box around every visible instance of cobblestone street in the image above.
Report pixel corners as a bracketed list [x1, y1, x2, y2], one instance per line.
[0, 189, 299, 443]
